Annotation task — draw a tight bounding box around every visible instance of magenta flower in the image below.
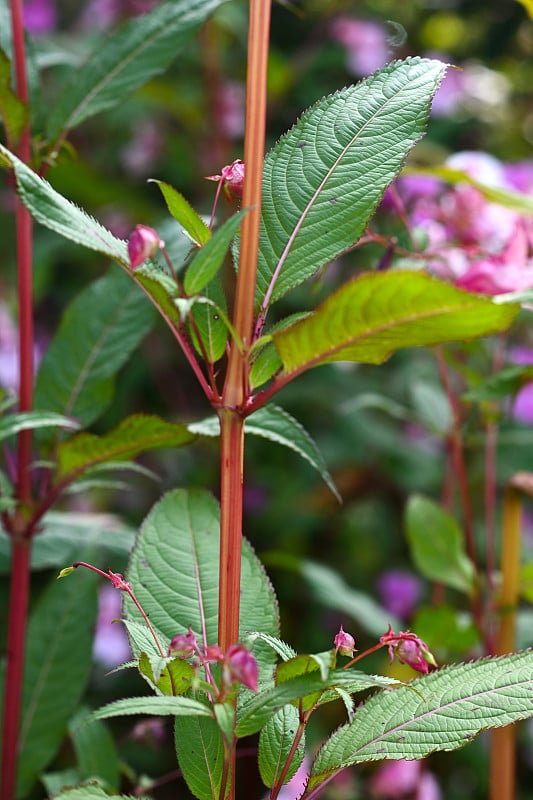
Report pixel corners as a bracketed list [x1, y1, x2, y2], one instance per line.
[93, 584, 132, 668]
[206, 159, 245, 200]
[127, 224, 164, 269]
[377, 570, 422, 620]
[380, 625, 437, 674]
[225, 644, 259, 693]
[334, 625, 356, 657]
[168, 628, 198, 658]
[23, 0, 57, 35]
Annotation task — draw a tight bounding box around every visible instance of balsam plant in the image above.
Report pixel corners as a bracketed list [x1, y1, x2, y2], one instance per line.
[1, 1, 533, 799]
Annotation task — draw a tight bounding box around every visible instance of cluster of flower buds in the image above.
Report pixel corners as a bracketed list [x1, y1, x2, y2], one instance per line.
[205, 158, 245, 200]
[169, 627, 259, 693]
[379, 624, 437, 674]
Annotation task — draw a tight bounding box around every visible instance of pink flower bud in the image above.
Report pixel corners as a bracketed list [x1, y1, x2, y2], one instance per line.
[206, 159, 245, 200]
[334, 625, 356, 656]
[225, 644, 258, 692]
[168, 628, 197, 658]
[127, 224, 164, 269]
[380, 625, 437, 675]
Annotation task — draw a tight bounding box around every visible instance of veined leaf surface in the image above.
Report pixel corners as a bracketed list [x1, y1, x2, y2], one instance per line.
[272, 271, 518, 376]
[257, 58, 447, 308]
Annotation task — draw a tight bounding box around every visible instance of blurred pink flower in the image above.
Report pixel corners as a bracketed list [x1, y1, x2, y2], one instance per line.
[377, 570, 422, 620]
[23, 0, 57, 35]
[370, 760, 442, 800]
[93, 584, 132, 668]
[277, 754, 311, 800]
[216, 81, 245, 140]
[510, 347, 533, 425]
[121, 121, 163, 177]
[330, 17, 389, 76]
[0, 303, 42, 391]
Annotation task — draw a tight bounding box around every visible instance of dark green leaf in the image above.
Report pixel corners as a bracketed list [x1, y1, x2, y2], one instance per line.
[184, 209, 248, 295]
[188, 279, 228, 363]
[0, 48, 28, 144]
[56, 413, 195, 479]
[257, 58, 447, 307]
[174, 715, 224, 800]
[69, 708, 120, 791]
[91, 695, 211, 722]
[34, 267, 155, 430]
[0, 411, 79, 443]
[258, 706, 305, 789]
[405, 495, 476, 595]
[463, 365, 533, 403]
[273, 271, 518, 376]
[46, 0, 229, 142]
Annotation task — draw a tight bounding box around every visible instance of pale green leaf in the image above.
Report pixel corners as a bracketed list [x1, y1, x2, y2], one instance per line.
[184, 209, 248, 295]
[46, 0, 229, 141]
[174, 715, 224, 800]
[405, 495, 476, 595]
[257, 58, 447, 307]
[150, 179, 211, 246]
[308, 650, 533, 790]
[244, 633, 297, 663]
[56, 413, 195, 479]
[259, 706, 305, 789]
[91, 695, 211, 722]
[0, 411, 79, 443]
[273, 271, 518, 376]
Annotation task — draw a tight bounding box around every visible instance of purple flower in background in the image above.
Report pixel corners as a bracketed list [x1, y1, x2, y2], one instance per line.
[330, 17, 389, 76]
[277, 754, 311, 800]
[509, 347, 533, 425]
[216, 81, 245, 140]
[23, 0, 57, 35]
[377, 570, 422, 620]
[121, 121, 163, 177]
[370, 760, 442, 800]
[93, 584, 131, 668]
[0, 302, 42, 391]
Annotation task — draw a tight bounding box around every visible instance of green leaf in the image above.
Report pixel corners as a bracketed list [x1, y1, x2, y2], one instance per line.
[308, 650, 533, 790]
[184, 209, 248, 295]
[69, 708, 120, 791]
[189, 404, 339, 499]
[276, 652, 333, 712]
[249, 340, 282, 389]
[34, 267, 155, 429]
[244, 632, 297, 663]
[411, 605, 479, 657]
[46, 0, 229, 142]
[188, 279, 229, 363]
[273, 271, 518, 376]
[257, 58, 447, 307]
[138, 652, 195, 696]
[0, 511, 135, 575]
[236, 669, 398, 738]
[463, 364, 533, 403]
[56, 413, 195, 480]
[0, 411, 79, 443]
[48, 786, 122, 800]
[405, 494, 476, 595]
[0, 143, 129, 264]
[258, 705, 305, 789]
[174, 715, 224, 800]
[124, 488, 279, 662]
[90, 695, 212, 722]
[150, 180, 211, 246]
[134, 266, 182, 326]
[0, 48, 28, 144]
[13, 567, 98, 797]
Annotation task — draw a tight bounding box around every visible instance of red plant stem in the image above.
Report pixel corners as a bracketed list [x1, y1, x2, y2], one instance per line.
[1, 4, 34, 799]
[269, 714, 308, 799]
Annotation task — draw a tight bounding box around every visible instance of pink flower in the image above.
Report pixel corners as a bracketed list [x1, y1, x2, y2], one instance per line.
[206, 159, 245, 200]
[334, 625, 356, 657]
[370, 759, 421, 798]
[93, 584, 132, 668]
[127, 224, 163, 269]
[23, 0, 57, 35]
[330, 17, 389, 76]
[380, 625, 437, 674]
[168, 628, 198, 658]
[377, 571, 422, 620]
[225, 644, 258, 692]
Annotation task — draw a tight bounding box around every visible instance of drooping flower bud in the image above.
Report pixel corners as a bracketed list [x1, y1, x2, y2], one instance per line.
[205, 159, 245, 200]
[127, 224, 164, 269]
[380, 625, 437, 675]
[225, 643, 258, 692]
[168, 627, 197, 658]
[334, 625, 356, 657]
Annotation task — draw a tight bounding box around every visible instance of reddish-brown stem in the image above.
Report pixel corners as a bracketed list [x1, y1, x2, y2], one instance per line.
[1, 3, 34, 799]
[269, 712, 308, 799]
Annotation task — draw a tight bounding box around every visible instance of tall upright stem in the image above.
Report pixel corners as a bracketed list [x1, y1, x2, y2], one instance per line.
[1, 3, 34, 799]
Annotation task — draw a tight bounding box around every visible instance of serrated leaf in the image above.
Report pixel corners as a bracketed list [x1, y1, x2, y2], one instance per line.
[189, 404, 338, 499]
[258, 705, 305, 789]
[249, 341, 282, 388]
[184, 209, 248, 295]
[277, 652, 333, 712]
[257, 58, 447, 307]
[124, 488, 279, 666]
[138, 651, 195, 696]
[0, 511, 135, 575]
[188, 279, 229, 362]
[405, 495, 475, 595]
[0, 48, 28, 144]
[150, 180, 211, 246]
[56, 413, 195, 480]
[0, 411, 79, 443]
[308, 650, 533, 791]
[120, 619, 167, 660]
[34, 267, 155, 430]
[91, 695, 211, 722]
[273, 271, 518, 376]
[48, 785, 122, 800]
[13, 567, 98, 797]
[46, 0, 228, 141]
[0, 143, 129, 264]
[174, 715, 224, 800]
[236, 670, 397, 737]
[245, 632, 297, 663]
[134, 266, 182, 325]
